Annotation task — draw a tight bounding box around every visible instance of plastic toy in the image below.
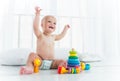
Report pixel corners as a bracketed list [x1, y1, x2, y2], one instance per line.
[34, 58, 41, 73]
[81, 62, 90, 70]
[85, 64, 90, 70]
[58, 66, 68, 74]
[58, 66, 81, 74]
[81, 62, 85, 70]
[58, 48, 90, 74]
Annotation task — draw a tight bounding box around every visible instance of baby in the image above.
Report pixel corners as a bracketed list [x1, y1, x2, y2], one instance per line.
[20, 7, 70, 74]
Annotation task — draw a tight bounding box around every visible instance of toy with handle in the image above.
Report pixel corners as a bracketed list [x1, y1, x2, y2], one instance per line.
[34, 58, 41, 73]
[58, 66, 68, 74]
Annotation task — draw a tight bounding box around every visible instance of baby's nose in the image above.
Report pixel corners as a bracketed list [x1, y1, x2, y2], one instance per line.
[51, 23, 55, 26]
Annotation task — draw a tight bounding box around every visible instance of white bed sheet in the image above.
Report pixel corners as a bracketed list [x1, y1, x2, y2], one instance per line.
[0, 63, 120, 81]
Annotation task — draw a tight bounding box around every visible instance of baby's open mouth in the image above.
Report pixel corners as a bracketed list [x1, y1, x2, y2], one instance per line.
[49, 26, 54, 29]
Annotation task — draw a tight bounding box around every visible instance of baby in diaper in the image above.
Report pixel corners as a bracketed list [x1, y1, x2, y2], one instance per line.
[40, 60, 53, 70]
[20, 6, 70, 74]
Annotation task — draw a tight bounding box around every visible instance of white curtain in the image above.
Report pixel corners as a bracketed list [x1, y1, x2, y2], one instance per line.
[0, 0, 120, 61]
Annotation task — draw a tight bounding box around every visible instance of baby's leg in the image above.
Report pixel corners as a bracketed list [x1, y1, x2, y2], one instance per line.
[51, 59, 67, 69]
[20, 52, 42, 74]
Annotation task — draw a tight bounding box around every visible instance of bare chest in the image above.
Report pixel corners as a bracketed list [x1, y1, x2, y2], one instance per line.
[37, 35, 55, 47]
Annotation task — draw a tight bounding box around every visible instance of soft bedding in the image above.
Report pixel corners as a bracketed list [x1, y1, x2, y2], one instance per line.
[0, 48, 101, 66]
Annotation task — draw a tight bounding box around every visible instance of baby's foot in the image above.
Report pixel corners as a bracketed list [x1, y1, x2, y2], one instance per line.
[20, 66, 33, 75]
[59, 61, 67, 68]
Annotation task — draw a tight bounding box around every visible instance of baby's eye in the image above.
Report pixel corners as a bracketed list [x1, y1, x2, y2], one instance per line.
[54, 23, 56, 25]
[48, 21, 51, 23]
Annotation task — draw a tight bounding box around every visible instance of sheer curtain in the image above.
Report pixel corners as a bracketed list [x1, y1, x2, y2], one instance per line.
[0, 0, 120, 61]
[0, 0, 10, 52]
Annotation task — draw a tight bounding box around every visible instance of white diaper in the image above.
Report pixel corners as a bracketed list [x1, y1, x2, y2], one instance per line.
[40, 60, 53, 70]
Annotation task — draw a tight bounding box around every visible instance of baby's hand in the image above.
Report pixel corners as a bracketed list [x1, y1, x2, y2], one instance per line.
[64, 25, 70, 30]
[35, 6, 42, 15]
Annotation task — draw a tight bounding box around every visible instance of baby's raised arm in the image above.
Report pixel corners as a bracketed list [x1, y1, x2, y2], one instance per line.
[55, 25, 70, 41]
[33, 7, 42, 38]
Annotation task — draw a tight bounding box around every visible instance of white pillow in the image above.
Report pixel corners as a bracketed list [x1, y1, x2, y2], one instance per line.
[79, 53, 102, 62]
[0, 48, 34, 65]
[0, 48, 101, 65]
[0, 48, 71, 66]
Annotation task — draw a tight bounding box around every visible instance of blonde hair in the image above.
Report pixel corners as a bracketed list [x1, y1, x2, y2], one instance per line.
[41, 15, 56, 24]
